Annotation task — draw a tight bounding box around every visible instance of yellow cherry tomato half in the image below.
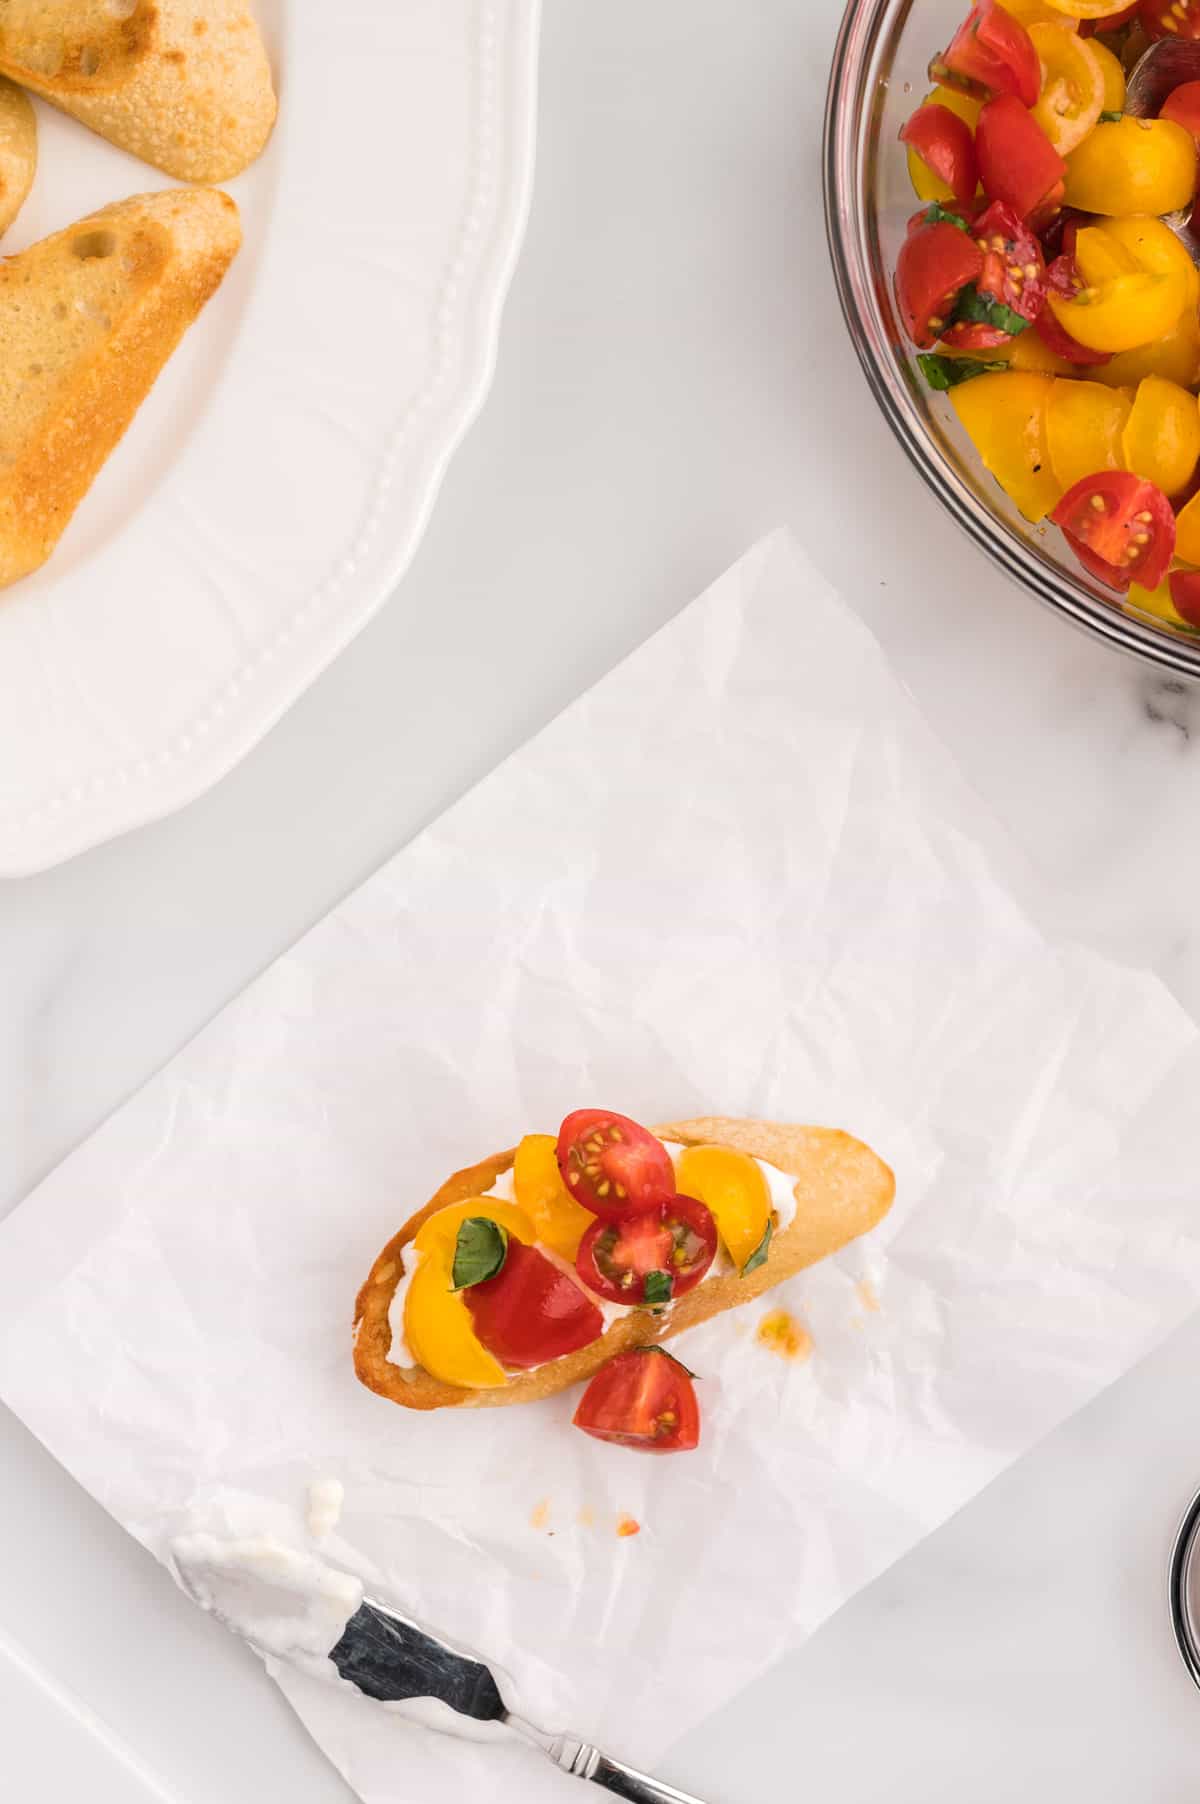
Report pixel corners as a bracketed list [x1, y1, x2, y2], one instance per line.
[674, 1144, 772, 1273]
[1089, 306, 1200, 390]
[1008, 332, 1078, 375]
[412, 1197, 536, 1258]
[403, 1259, 508, 1389]
[1073, 223, 1138, 286]
[1098, 215, 1200, 311]
[1127, 578, 1189, 629]
[1046, 378, 1132, 492]
[512, 1133, 595, 1261]
[1122, 376, 1200, 497]
[1089, 38, 1126, 115]
[1042, 0, 1128, 14]
[1064, 116, 1197, 217]
[1005, 0, 1079, 23]
[404, 1197, 538, 1390]
[1029, 25, 1105, 155]
[907, 85, 982, 204]
[951, 371, 1061, 522]
[1048, 270, 1189, 353]
[1174, 488, 1200, 567]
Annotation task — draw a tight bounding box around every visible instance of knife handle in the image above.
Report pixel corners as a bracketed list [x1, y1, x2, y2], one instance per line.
[583, 1746, 710, 1803]
[507, 1718, 711, 1803]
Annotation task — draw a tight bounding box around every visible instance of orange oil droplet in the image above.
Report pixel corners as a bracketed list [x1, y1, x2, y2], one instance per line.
[756, 1309, 813, 1361]
[529, 1499, 550, 1530]
[857, 1279, 881, 1314]
[577, 1506, 595, 1529]
[616, 1515, 641, 1538]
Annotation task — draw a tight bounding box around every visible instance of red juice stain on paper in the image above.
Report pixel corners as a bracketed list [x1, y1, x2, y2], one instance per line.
[756, 1309, 813, 1361]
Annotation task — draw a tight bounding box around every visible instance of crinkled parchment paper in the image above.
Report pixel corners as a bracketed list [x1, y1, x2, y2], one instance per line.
[3, 532, 1200, 1802]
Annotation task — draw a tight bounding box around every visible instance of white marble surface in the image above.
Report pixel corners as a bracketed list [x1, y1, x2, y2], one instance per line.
[4, 1, 1200, 1800]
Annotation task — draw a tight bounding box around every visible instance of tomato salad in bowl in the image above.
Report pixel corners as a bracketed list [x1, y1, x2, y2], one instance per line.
[353, 1110, 894, 1454]
[891, 0, 1200, 625]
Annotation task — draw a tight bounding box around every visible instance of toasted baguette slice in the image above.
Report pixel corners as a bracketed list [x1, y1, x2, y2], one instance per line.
[0, 2, 156, 94]
[353, 1118, 895, 1413]
[0, 187, 241, 590]
[3, 1, 276, 182]
[0, 75, 34, 237]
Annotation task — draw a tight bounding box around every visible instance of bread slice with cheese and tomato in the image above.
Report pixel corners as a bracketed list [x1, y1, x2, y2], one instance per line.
[353, 1112, 895, 1415]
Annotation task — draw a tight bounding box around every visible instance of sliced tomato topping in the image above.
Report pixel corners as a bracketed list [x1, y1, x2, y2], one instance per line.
[573, 1348, 701, 1454]
[464, 1240, 603, 1369]
[900, 102, 979, 206]
[941, 319, 1014, 348]
[1051, 471, 1175, 590]
[1161, 80, 1200, 141]
[1034, 253, 1114, 364]
[576, 1194, 718, 1305]
[1169, 569, 1200, 624]
[556, 1110, 675, 1217]
[977, 93, 1067, 219]
[933, 0, 1041, 107]
[1142, 0, 1200, 39]
[895, 220, 984, 346]
[974, 199, 1048, 318]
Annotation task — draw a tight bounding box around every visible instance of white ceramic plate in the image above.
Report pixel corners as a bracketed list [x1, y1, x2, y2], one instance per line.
[0, 0, 540, 875]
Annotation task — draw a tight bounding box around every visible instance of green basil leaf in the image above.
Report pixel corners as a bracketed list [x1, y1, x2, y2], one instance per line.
[1099, 110, 1123, 124]
[952, 284, 1029, 337]
[451, 1217, 508, 1290]
[923, 201, 971, 232]
[918, 353, 1008, 391]
[642, 1270, 674, 1306]
[741, 1218, 773, 1276]
[635, 1346, 700, 1379]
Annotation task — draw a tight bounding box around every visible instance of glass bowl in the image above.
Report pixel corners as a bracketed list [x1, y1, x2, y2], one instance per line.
[823, 0, 1200, 676]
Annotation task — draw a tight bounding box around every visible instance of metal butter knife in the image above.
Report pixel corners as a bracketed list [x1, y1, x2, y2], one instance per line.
[330, 1595, 712, 1803]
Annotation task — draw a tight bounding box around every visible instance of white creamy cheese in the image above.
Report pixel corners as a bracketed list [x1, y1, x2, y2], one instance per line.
[306, 1477, 344, 1541]
[386, 1245, 422, 1368]
[756, 1156, 798, 1231]
[171, 1534, 362, 1680]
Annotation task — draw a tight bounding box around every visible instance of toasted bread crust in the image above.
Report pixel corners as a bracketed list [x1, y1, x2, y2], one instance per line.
[353, 1119, 895, 1412]
[7, 0, 276, 181]
[0, 1, 157, 96]
[0, 76, 34, 237]
[0, 187, 241, 589]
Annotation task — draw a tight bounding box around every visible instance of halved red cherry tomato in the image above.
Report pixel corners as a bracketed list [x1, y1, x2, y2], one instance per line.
[1142, 0, 1200, 38]
[977, 200, 1048, 316]
[464, 1240, 603, 1369]
[573, 1347, 701, 1454]
[1169, 568, 1200, 624]
[1161, 81, 1200, 143]
[556, 1110, 675, 1217]
[933, 0, 1042, 107]
[1051, 470, 1176, 589]
[901, 102, 979, 205]
[1035, 253, 1114, 363]
[576, 1194, 717, 1304]
[977, 93, 1067, 218]
[895, 220, 984, 345]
